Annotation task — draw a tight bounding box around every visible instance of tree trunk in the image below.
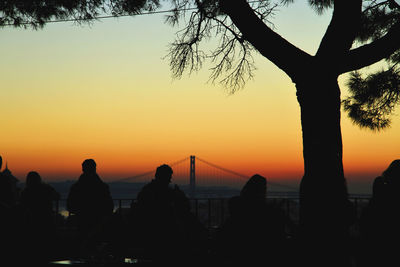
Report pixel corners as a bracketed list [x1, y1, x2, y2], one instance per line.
[295, 74, 354, 266]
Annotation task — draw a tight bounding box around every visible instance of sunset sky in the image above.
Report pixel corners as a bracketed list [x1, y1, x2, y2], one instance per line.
[1, 2, 399, 194]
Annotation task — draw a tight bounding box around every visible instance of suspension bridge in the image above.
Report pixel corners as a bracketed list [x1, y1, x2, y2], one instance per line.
[115, 155, 298, 197]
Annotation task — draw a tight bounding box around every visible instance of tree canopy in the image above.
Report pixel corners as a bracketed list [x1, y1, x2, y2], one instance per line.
[343, 0, 400, 130]
[1, 0, 400, 130]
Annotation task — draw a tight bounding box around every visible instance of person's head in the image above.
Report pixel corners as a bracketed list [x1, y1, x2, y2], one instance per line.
[82, 159, 97, 174]
[383, 159, 400, 181]
[26, 171, 42, 187]
[240, 174, 267, 200]
[382, 160, 400, 196]
[154, 164, 173, 186]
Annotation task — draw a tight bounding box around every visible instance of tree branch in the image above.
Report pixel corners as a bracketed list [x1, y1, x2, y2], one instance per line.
[339, 21, 400, 74]
[220, 0, 312, 82]
[389, 0, 400, 9]
[316, 0, 362, 65]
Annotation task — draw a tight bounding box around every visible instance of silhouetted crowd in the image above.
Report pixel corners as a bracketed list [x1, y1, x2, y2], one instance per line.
[1, 158, 60, 266]
[1, 155, 400, 267]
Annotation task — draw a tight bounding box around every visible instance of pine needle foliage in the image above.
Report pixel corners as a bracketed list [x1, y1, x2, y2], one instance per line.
[343, 0, 400, 130]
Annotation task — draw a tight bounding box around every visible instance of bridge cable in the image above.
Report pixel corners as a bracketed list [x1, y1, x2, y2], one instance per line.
[114, 156, 190, 182]
[196, 157, 249, 179]
[197, 156, 298, 191]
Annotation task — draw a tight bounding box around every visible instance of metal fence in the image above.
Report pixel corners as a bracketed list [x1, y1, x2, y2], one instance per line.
[54, 196, 371, 231]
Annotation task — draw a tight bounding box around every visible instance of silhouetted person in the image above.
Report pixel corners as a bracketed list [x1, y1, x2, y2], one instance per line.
[67, 159, 114, 256]
[215, 174, 287, 266]
[359, 159, 400, 267]
[129, 164, 207, 264]
[19, 171, 60, 263]
[20, 171, 60, 226]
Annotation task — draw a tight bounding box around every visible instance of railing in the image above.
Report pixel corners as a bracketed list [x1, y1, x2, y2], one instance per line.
[54, 195, 371, 230]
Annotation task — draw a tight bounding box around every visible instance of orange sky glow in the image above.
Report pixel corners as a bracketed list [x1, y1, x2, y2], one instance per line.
[1, 2, 399, 194]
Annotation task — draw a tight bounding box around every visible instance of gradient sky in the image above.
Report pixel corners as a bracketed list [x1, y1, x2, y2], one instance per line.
[1, 2, 399, 193]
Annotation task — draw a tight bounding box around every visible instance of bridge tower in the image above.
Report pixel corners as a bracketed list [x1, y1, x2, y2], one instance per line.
[190, 155, 196, 198]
